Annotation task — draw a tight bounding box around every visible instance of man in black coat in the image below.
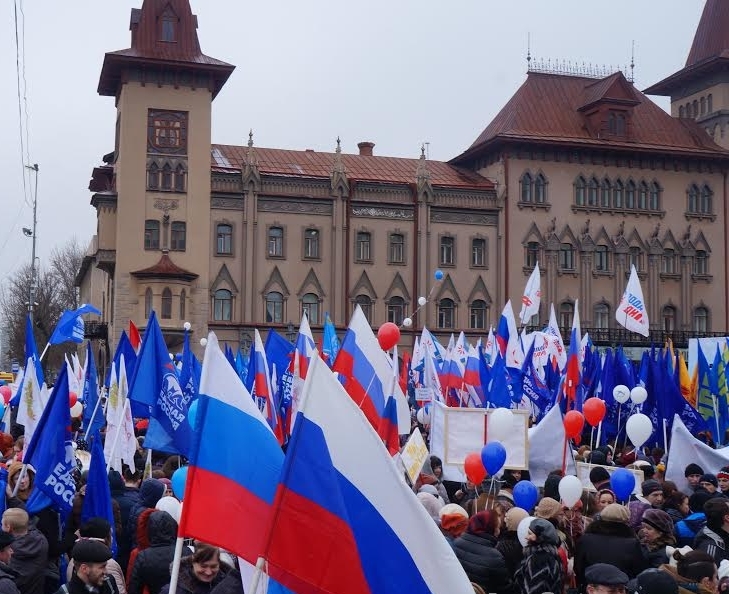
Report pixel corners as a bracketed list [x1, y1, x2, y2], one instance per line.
[0, 531, 19, 594]
[109, 467, 139, 573]
[60, 540, 118, 594]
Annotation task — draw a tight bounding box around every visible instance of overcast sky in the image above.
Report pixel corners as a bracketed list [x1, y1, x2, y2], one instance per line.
[0, 1, 706, 288]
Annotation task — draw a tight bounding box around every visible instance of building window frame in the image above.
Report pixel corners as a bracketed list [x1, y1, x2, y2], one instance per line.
[267, 226, 284, 258]
[161, 288, 173, 319]
[303, 228, 320, 260]
[440, 235, 455, 267]
[354, 294, 373, 324]
[144, 220, 160, 250]
[265, 291, 283, 323]
[216, 223, 233, 256]
[302, 293, 320, 325]
[594, 245, 610, 272]
[694, 306, 709, 333]
[694, 250, 709, 275]
[388, 233, 405, 265]
[214, 289, 233, 322]
[471, 237, 487, 268]
[559, 243, 575, 271]
[525, 241, 540, 268]
[438, 298, 455, 329]
[170, 221, 186, 251]
[355, 231, 372, 263]
[470, 299, 488, 330]
[387, 296, 406, 326]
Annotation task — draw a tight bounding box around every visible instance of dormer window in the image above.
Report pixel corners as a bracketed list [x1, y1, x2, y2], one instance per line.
[608, 111, 626, 136]
[160, 8, 177, 42]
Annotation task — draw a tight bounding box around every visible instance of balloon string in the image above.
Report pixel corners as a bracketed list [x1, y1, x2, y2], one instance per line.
[400, 277, 443, 329]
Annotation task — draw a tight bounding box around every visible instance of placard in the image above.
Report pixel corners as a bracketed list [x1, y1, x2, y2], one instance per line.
[400, 429, 429, 484]
[575, 462, 644, 495]
[414, 387, 432, 402]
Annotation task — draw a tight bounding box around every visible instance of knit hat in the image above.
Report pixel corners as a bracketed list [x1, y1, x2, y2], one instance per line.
[505, 507, 529, 532]
[467, 511, 498, 536]
[440, 513, 469, 539]
[417, 492, 443, 521]
[590, 466, 611, 488]
[71, 539, 112, 564]
[626, 568, 678, 594]
[439, 503, 468, 520]
[588, 451, 607, 466]
[700, 473, 718, 488]
[528, 518, 560, 546]
[418, 484, 440, 498]
[600, 503, 630, 524]
[641, 479, 662, 497]
[684, 463, 704, 477]
[0, 531, 13, 550]
[534, 497, 562, 520]
[641, 508, 673, 536]
[718, 467, 729, 480]
[689, 490, 714, 513]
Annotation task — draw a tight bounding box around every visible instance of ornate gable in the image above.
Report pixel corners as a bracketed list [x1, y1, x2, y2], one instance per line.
[467, 276, 492, 305]
[593, 226, 614, 248]
[297, 268, 326, 298]
[384, 272, 411, 302]
[350, 270, 377, 299]
[261, 266, 290, 297]
[694, 230, 712, 252]
[522, 222, 545, 245]
[210, 263, 238, 295]
[434, 274, 461, 304]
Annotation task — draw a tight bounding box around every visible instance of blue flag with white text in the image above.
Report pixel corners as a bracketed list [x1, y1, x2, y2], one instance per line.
[49, 304, 101, 345]
[82, 342, 104, 437]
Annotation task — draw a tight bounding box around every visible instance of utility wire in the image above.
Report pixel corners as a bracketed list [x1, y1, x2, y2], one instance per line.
[13, 0, 31, 210]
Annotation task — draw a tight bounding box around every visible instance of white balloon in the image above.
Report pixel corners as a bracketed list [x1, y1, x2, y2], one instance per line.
[70, 402, 83, 417]
[558, 475, 583, 508]
[183, 321, 192, 331]
[630, 386, 648, 405]
[416, 407, 430, 425]
[626, 413, 653, 449]
[517, 516, 536, 547]
[200, 337, 208, 347]
[418, 296, 427, 306]
[402, 317, 413, 328]
[613, 384, 630, 404]
[488, 408, 514, 442]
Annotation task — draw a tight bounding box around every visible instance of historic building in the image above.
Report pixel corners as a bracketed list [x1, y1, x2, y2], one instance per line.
[77, 0, 729, 357]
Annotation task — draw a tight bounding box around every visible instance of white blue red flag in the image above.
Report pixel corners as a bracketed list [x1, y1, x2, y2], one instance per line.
[616, 264, 650, 337]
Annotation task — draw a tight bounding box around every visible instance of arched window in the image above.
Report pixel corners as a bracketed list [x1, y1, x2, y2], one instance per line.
[440, 236, 455, 265]
[663, 305, 677, 332]
[535, 174, 547, 203]
[559, 302, 574, 330]
[700, 97, 706, 115]
[701, 185, 713, 214]
[161, 288, 172, 319]
[629, 246, 642, 272]
[649, 182, 661, 210]
[688, 184, 700, 213]
[355, 294, 373, 323]
[694, 250, 708, 275]
[613, 179, 624, 208]
[595, 245, 610, 272]
[625, 180, 636, 209]
[214, 289, 233, 321]
[594, 303, 610, 329]
[693, 100, 699, 117]
[694, 307, 709, 333]
[574, 176, 586, 206]
[179, 289, 186, 321]
[470, 300, 488, 330]
[600, 178, 611, 207]
[520, 172, 533, 203]
[265, 291, 283, 323]
[160, 7, 177, 42]
[679, 105, 685, 118]
[302, 293, 320, 325]
[144, 288, 153, 319]
[588, 177, 599, 206]
[387, 296, 405, 326]
[438, 298, 455, 329]
[525, 241, 540, 268]
[147, 163, 159, 190]
[638, 181, 648, 210]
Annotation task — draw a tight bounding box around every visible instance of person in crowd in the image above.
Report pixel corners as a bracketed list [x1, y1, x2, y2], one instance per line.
[595, 489, 616, 514]
[2, 508, 47, 594]
[719, 560, 729, 593]
[640, 480, 665, 508]
[562, 496, 591, 552]
[416, 457, 449, 504]
[664, 492, 691, 526]
[589, 466, 612, 493]
[640, 508, 677, 568]
[497, 507, 528, 576]
[574, 503, 648, 588]
[701, 475, 724, 497]
[438, 504, 469, 543]
[63, 540, 118, 594]
[717, 469, 729, 496]
[126, 480, 164, 551]
[417, 492, 443, 522]
[157, 480, 173, 499]
[128, 511, 180, 594]
[496, 472, 517, 508]
[125, 509, 155, 590]
[686, 464, 706, 493]
[514, 518, 564, 594]
[535, 497, 570, 549]
[694, 497, 729, 564]
[583, 563, 629, 594]
[626, 568, 678, 594]
[661, 549, 719, 594]
[5, 463, 31, 509]
[543, 471, 563, 502]
[451, 510, 514, 594]
[160, 544, 232, 594]
[676, 491, 712, 547]
[0, 531, 18, 594]
[109, 466, 140, 574]
[67, 519, 125, 594]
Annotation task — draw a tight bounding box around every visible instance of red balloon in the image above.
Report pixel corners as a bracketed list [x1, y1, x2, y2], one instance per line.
[377, 322, 401, 351]
[464, 452, 487, 485]
[583, 398, 607, 427]
[563, 410, 585, 439]
[0, 386, 11, 405]
[69, 392, 78, 408]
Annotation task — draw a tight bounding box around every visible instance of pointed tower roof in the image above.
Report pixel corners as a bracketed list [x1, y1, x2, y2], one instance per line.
[131, 253, 198, 281]
[99, 0, 234, 98]
[644, 0, 729, 96]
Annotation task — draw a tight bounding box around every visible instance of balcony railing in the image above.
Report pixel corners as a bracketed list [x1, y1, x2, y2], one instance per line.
[84, 321, 108, 341]
[524, 326, 726, 349]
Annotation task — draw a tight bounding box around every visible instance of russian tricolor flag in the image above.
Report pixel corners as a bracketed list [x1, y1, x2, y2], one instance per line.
[264, 352, 474, 594]
[252, 330, 284, 445]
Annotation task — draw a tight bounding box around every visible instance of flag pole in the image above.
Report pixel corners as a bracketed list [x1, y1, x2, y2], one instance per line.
[106, 399, 130, 472]
[11, 464, 28, 497]
[83, 390, 104, 440]
[38, 343, 50, 363]
[248, 557, 268, 594]
[166, 536, 186, 594]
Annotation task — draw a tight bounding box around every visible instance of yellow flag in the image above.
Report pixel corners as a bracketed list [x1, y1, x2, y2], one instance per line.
[678, 351, 696, 408]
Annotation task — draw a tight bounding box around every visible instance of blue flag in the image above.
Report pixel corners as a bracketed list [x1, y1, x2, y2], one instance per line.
[486, 353, 512, 409]
[128, 312, 192, 456]
[81, 432, 117, 554]
[82, 342, 104, 438]
[179, 330, 200, 412]
[109, 332, 146, 418]
[322, 313, 340, 367]
[49, 304, 101, 345]
[24, 365, 76, 515]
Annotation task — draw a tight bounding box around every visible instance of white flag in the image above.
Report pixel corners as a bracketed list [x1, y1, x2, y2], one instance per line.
[544, 304, 567, 370]
[104, 357, 137, 473]
[616, 264, 650, 337]
[17, 358, 47, 446]
[519, 262, 541, 324]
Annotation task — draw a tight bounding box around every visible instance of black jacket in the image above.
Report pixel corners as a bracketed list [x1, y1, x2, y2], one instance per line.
[574, 520, 648, 589]
[496, 531, 524, 576]
[693, 525, 729, 565]
[128, 511, 180, 594]
[110, 472, 139, 573]
[126, 480, 164, 550]
[452, 532, 516, 594]
[56, 573, 118, 594]
[515, 543, 564, 594]
[8, 528, 48, 594]
[159, 558, 231, 594]
[0, 563, 19, 594]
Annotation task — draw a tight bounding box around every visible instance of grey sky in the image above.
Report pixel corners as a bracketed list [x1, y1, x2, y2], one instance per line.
[0, 1, 705, 290]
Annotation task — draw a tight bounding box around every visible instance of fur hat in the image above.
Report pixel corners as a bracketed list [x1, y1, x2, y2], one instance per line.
[504, 507, 529, 532]
[467, 511, 498, 536]
[534, 497, 562, 520]
[600, 503, 630, 524]
[641, 508, 673, 536]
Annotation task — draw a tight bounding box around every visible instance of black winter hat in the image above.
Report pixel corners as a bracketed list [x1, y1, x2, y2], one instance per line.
[590, 466, 611, 488]
[700, 473, 718, 488]
[71, 539, 112, 564]
[685, 463, 704, 477]
[0, 531, 13, 550]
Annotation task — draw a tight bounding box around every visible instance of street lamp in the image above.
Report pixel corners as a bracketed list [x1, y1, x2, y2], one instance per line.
[24, 164, 39, 323]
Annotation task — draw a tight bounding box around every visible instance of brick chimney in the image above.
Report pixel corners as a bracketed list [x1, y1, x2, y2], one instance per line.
[357, 141, 375, 156]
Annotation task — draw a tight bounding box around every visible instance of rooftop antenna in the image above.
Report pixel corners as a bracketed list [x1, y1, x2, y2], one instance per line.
[527, 32, 532, 71]
[423, 142, 430, 159]
[630, 40, 635, 83]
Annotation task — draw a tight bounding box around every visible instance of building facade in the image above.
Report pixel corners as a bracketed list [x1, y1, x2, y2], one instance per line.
[78, 0, 729, 357]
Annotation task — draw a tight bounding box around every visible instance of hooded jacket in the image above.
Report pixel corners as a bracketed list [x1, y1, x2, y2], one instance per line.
[128, 511, 181, 594]
[0, 562, 19, 594]
[514, 519, 564, 594]
[8, 528, 48, 594]
[693, 525, 729, 564]
[159, 557, 231, 594]
[452, 531, 516, 594]
[127, 480, 164, 550]
[676, 513, 707, 547]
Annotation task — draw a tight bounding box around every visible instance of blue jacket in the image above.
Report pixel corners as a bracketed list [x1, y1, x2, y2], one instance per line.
[676, 512, 706, 547]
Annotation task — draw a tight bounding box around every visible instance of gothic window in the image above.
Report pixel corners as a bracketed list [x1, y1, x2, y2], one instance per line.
[216, 224, 232, 255]
[700, 97, 706, 115]
[161, 288, 172, 319]
[535, 173, 547, 203]
[700, 185, 713, 214]
[594, 303, 610, 329]
[387, 296, 405, 326]
[147, 110, 188, 154]
[471, 238, 486, 268]
[520, 172, 533, 203]
[613, 179, 624, 208]
[694, 307, 709, 333]
[594, 245, 610, 272]
[174, 164, 186, 192]
[440, 236, 455, 266]
[160, 7, 177, 42]
[625, 180, 636, 209]
[695, 250, 708, 275]
[214, 289, 233, 322]
[355, 232, 371, 262]
[147, 163, 159, 190]
[302, 293, 320, 325]
[662, 249, 676, 274]
[649, 182, 661, 210]
[170, 221, 186, 251]
[638, 181, 648, 210]
[304, 228, 320, 259]
[161, 163, 173, 190]
[708, 94, 713, 113]
[600, 178, 611, 207]
[355, 294, 373, 323]
[525, 242, 540, 268]
[559, 302, 574, 330]
[470, 300, 488, 330]
[588, 177, 599, 206]
[144, 288, 153, 319]
[180, 289, 186, 321]
[629, 247, 642, 272]
[438, 298, 455, 329]
[389, 233, 404, 264]
[268, 226, 284, 257]
[574, 176, 586, 206]
[693, 100, 698, 117]
[687, 184, 699, 213]
[663, 305, 677, 332]
[144, 220, 160, 250]
[559, 243, 575, 271]
[265, 291, 283, 323]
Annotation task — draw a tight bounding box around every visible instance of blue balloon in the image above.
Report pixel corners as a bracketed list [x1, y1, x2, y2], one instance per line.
[187, 400, 199, 430]
[171, 466, 188, 501]
[609, 467, 635, 502]
[481, 441, 507, 476]
[434, 269, 444, 281]
[512, 480, 538, 511]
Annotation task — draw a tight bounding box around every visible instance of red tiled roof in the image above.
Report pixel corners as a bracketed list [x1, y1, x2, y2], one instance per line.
[211, 145, 495, 189]
[131, 253, 198, 281]
[686, 0, 729, 67]
[455, 71, 727, 163]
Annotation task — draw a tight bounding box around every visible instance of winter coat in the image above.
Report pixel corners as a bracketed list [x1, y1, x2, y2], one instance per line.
[514, 543, 564, 594]
[496, 531, 524, 576]
[126, 508, 156, 590]
[0, 563, 19, 594]
[159, 558, 231, 594]
[574, 519, 648, 589]
[642, 544, 670, 568]
[676, 513, 706, 547]
[128, 511, 182, 594]
[660, 564, 715, 594]
[452, 532, 516, 594]
[56, 573, 119, 594]
[8, 528, 48, 594]
[66, 549, 126, 594]
[127, 480, 164, 550]
[693, 525, 729, 564]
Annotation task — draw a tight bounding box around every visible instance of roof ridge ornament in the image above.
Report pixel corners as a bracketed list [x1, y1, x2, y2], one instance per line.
[528, 57, 634, 82]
